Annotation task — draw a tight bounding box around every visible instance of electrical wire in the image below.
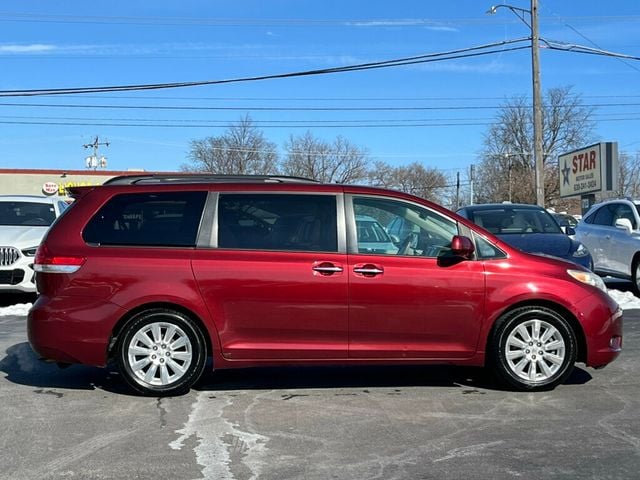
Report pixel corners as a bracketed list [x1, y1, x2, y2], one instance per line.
[0, 38, 530, 97]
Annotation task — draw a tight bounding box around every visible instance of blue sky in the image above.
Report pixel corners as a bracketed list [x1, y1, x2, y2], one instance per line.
[0, 1, 638, 175]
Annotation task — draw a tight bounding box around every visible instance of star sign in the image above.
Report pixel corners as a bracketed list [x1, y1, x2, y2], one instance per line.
[562, 160, 571, 186]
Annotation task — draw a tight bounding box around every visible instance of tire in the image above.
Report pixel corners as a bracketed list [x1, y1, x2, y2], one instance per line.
[489, 306, 577, 391]
[632, 258, 640, 297]
[116, 308, 207, 396]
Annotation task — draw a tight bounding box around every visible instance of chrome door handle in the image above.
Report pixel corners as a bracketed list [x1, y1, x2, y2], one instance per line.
[312, 265, 343, 274]
[353, 267, 384, 275]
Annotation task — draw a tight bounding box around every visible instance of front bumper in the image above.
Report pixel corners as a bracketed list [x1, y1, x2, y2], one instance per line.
[0, 257, 36, 293]
[576, 292, 623, 368]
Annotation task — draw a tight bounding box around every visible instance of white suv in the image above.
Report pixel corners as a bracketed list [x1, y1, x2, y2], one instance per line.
[575, 198, 640, 294]
[0, 195, 68, 293]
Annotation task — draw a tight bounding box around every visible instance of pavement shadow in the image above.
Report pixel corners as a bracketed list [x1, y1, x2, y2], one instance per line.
[0, 342, 130, 395]
[1, 342, 593, 396]
[195, 363, 593, 393]
[0, 293, 37, 307]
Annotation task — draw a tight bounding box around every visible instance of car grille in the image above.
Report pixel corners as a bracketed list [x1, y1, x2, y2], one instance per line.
[0, 269, 25, 285]
[0, 247, 20, 266]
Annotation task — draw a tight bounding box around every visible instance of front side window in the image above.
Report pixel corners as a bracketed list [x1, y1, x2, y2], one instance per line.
[592, 204, 616, 226]
[352, 196, 458, 257]
[83, 191, 207, 247]
[218, 194, 338, 252]
[0, 201, 56, 226]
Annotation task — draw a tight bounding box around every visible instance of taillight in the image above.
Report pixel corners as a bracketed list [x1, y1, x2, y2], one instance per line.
[34, 244, 85, 274]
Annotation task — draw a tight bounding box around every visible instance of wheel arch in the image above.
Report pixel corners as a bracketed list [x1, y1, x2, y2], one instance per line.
[108, 302, 213, 361]
[485, 300, 587, 365]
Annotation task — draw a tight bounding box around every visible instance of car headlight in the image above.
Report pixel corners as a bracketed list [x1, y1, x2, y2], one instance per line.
[21, 246, 38, 257]
[572, 243, 589, 258]
[567, 269, 606, 292]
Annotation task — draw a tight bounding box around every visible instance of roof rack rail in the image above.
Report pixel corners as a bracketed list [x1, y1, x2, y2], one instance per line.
[103, 174, 319, 186]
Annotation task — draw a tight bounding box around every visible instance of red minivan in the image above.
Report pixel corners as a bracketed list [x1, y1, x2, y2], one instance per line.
[28, 174, 622, 396]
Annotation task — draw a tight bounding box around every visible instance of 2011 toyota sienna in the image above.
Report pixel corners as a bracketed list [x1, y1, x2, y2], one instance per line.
[28, 174, 622, 396]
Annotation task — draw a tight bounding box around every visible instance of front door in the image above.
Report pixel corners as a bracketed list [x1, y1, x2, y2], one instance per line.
[347, 195, 485, 359]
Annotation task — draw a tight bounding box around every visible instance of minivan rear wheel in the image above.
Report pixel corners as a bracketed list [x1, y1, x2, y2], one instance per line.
[490, 306, 577, 391]
[116, 309, 207, 396]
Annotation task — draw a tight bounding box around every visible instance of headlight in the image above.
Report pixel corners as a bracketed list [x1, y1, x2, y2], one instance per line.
[572, 243, 589, 258]
[567, 269, 606, 292]
[21, 247, 38, 257]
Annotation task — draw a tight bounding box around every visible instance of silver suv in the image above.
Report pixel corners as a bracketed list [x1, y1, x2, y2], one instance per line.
[575, 198, 640, 294]
[0, 195, 68, 293]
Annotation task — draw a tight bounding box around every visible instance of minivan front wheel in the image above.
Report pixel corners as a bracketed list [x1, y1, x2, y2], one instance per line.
[116, 309, 207, 396]
[490, 306, 577, 391]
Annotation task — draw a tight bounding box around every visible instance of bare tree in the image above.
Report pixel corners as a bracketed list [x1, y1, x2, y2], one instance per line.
[281, 131, 369, 183]
[615, 151, 640, 198]
[476, 86, 595, 206]
[368, 161, 448, 204]
[182, 115, 278, 174]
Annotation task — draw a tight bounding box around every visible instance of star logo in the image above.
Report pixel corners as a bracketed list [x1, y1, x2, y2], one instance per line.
[562, 160, 571, 186]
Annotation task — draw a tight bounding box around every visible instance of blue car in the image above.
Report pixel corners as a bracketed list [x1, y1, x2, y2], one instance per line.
[456, 203, 593, 270]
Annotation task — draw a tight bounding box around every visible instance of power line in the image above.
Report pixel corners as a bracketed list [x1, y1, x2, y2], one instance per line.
[0, 38, 530, 97]
[2, 101, 640, 111]
[0, 11, 638, 26]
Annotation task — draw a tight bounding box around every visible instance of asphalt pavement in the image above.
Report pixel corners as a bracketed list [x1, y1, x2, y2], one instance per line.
[0, 295, 639, 480]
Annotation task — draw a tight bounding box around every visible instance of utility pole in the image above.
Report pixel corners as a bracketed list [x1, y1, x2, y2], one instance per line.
[455, 171, 461, 209]
[530, 0, 545, 207]
[487, 1, 544, 206]
[469, 164, 475, 205]
[83, 136, 109, 170]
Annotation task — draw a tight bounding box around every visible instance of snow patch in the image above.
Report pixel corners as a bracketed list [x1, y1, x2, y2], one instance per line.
[608, 290, 640, 310]
[170, 391, 268, 480]
[0, 303, 32, 316]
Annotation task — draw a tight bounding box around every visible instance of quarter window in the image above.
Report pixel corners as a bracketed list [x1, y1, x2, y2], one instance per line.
[217, 194, 338, 252]
[83, 191, 207, 247]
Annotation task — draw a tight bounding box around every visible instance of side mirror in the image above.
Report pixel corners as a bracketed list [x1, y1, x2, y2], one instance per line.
[564, 226, 576, 236]
[615, 218, 633, 234]
[451, 235, 475, 259]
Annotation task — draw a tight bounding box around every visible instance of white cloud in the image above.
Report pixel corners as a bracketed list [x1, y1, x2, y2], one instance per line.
[349, 20, 458, 32]
[0, 44, 56, 53]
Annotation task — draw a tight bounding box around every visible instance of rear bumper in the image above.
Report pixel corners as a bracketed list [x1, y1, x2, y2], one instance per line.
[577, 292, 623, 368]
[27, 295, 127, 366]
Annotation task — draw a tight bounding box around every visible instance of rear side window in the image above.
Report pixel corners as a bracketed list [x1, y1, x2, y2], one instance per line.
[218, 194, 338, 252]
[83, 191, 207, 247]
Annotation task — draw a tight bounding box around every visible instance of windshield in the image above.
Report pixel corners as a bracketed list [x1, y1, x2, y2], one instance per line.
[357, 219, 393, 243]
[471, 207, 562, 235]
[0, 201, 56, 226]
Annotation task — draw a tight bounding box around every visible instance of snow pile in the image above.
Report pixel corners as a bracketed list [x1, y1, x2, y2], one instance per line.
[608, 290, 640, 310]
[0, 303, 32, 317]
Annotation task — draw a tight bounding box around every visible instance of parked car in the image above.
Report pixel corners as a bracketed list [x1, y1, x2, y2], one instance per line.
[575, 198, 640, 294]
[456, 203, 593, 270]
[0, 195, 68, 293]
[552, 212, 579, 230]
[355, 215, 398, 254]
[28, 174, 621, 396]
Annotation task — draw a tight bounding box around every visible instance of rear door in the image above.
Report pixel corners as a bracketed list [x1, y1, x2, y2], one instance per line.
[192, 191, 349, 360]
[346, 194, 485, 359]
